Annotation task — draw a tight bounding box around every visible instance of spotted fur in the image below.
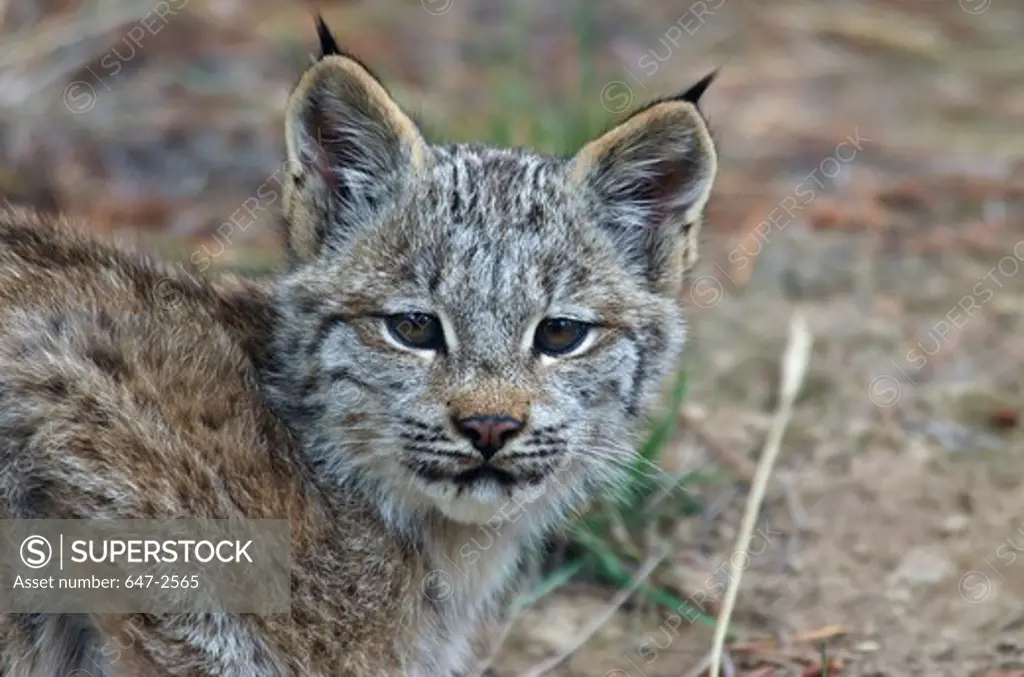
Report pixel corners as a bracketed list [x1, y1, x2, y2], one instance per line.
[266, 17, 719, 674]
[0, 16, 718, 677]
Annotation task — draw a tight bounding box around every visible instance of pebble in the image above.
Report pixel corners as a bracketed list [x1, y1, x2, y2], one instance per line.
[939, 513, 970, 536]
[887, 547, 954, 588]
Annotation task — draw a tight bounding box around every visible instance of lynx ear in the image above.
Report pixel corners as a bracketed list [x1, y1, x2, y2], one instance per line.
[568, 73, 718, 293]
[282, 17, 428, 262]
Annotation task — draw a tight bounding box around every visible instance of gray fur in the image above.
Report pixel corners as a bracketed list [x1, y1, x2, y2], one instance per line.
[265, 49, 718, 671]
[0, 31, 718, 676]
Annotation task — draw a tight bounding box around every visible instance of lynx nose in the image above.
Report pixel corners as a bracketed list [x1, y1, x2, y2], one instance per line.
[453, 415, 525, 460]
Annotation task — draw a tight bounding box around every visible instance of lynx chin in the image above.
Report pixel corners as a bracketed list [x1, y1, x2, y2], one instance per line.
[0, 16, 718, 677]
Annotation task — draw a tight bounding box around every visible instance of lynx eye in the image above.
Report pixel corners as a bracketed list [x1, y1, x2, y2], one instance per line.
[385, 313, 445, 351]
[534, 318, 592, 356]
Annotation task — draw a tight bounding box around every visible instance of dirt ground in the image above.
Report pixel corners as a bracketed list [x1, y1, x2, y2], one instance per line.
[2, 1, 1023, 675]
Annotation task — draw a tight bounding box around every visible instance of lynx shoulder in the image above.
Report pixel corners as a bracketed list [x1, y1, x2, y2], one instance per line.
[0, 208, 413, 675]
[0, 12, 718, 676]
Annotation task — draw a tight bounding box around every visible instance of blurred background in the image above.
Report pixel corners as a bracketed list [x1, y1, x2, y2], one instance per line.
[2, 1, 1023, 675]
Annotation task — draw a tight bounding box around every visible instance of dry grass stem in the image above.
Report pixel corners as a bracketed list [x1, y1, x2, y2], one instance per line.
[708, 310, 812, 677]
[516, 548, 668, 677]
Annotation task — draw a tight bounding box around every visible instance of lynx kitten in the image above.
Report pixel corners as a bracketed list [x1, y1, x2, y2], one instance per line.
[0, 18, 718, 677]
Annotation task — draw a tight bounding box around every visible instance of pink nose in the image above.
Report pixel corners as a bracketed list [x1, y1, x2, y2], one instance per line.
[453, 415, 525, 460]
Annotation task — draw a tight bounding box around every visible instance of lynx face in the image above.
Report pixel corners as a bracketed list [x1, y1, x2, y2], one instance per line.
[268, 28, 717, 527]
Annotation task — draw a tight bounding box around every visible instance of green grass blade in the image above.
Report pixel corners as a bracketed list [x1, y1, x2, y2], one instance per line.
[639, 368, 690, 463]
[513, 560, 586, 613]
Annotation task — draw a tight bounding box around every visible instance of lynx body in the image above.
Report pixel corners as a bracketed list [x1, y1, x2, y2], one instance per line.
[0, 18, 717, 676]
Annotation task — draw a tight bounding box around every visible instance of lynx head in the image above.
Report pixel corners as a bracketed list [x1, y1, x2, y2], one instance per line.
[269, 18, 717, 529]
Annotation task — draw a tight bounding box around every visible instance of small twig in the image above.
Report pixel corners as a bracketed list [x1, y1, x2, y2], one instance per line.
[682, 650, 715, 677]
[470, 558, 551, 677]
[779, 472, 807, 574]
[682, 415, 758, 483]
[728, 625, 849, 653]
[643, 441, 710, 513]
[467, 615, 518, 677]
[516, 549, 668, 677]
[682, 647, 737, 677]
[780, 472, 808, 529]
[708, 310, 813, 677]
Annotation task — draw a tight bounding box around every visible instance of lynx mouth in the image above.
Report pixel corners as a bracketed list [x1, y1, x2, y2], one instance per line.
[408, 461, 543, 489]
[452, 464, 519, 487]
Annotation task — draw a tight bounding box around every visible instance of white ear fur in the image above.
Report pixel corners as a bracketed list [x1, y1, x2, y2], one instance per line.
[567, 84, 718, 291]
[282, 52, 428, 260]
[568, 99, 716, 232]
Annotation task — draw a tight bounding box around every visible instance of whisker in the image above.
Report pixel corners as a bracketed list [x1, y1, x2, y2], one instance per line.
[521, 436, 561, 448]
[512, 447, 563, 459]
[399, 431, 453, 444]
[528, 423, 568, 436]
[405, 445, 473, 460]
[575, 440, 678, 485]
[399, 417, 442, 432]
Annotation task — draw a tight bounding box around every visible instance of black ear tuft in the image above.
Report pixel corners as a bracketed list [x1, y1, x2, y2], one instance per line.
[315, 14, 341, 58]
[676, 70, 718, 107]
